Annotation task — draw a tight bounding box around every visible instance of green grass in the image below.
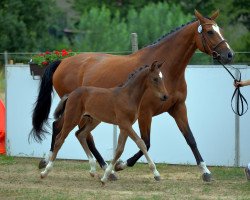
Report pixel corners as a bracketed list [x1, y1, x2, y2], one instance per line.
[0, 157, 250, 200]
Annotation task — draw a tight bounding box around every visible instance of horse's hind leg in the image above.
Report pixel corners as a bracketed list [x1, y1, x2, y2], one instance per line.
[169, 102, 212, 182]
[101, 130, 128, 184]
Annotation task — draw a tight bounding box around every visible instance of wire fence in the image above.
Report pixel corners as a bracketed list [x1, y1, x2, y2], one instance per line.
[0, 51, 249, 70]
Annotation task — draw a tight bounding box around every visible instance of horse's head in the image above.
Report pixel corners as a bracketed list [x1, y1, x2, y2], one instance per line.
[194, 10, 234, 64]
[147, 61, 168, 101]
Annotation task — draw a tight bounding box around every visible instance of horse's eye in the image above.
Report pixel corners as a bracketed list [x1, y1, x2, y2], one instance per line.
[207, 30, 214, 35]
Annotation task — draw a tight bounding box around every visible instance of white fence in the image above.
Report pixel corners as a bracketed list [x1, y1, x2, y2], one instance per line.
[5, 64, 250, 166]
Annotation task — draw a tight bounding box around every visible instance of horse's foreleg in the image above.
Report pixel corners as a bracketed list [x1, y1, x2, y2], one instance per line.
[169, 103, 212, 182]
[114, 114, 152, 171]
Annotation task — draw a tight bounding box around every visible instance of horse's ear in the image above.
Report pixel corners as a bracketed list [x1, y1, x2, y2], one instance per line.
[150, 61, 158, 72]
[210, 10, 219, 20]
[194, 9, 205, 23]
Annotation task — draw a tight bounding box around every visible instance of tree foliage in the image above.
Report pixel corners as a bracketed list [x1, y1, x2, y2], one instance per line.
[0, 0, 68, 52]
[0, 0, 249, 55]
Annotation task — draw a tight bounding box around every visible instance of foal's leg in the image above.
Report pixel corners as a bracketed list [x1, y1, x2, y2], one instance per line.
[101, 130, 128, 184]
[75, 118, 100, 177]
[76, 117, 107, 169]
[115, 114, 152, 171]
[124, 126, 160, 181]
[39, 120, 62, 169]
[77, 119, 118, 180]
[40, 130, 68, 178]
[40, 116, 75, 179]
[169, 102, 212, 182]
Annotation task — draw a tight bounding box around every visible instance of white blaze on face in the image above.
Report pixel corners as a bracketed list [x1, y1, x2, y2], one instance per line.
[159, 71, 163, 79]
[212, 25, 230, 48]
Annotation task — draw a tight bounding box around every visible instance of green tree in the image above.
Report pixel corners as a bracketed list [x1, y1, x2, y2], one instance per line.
[127, 3, 192, 48]
[74, 6, 129, 52]
[0, 0, 69, 52]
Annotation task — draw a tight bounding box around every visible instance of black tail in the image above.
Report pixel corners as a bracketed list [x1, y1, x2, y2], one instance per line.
[29, 60, 61, 143]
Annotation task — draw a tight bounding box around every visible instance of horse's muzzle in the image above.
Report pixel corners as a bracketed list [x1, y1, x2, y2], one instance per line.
[215, 50, 234, 64]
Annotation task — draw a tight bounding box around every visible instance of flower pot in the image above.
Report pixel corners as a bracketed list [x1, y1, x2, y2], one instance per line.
[29, 63, 47, 80]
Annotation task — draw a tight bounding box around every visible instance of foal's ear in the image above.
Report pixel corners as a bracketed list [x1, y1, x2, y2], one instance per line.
[157, 61, 165, 69]
[150, 61, 158, 72]
[210, 10, 219, 20]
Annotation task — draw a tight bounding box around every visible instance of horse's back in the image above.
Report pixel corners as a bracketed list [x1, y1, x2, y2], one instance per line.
[53, 52, 141, 97]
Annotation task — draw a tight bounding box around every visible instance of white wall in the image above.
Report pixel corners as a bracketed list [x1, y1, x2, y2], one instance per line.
[6, 64, 250, 166]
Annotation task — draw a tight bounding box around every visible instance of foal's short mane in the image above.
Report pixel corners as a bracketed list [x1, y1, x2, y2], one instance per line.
[147, 19, 197, 47]
[118, 65, 149, 87]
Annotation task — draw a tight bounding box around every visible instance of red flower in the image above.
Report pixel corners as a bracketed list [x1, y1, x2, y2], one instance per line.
[42, 61, 49, 66]
[45, 51, 51, 54]
[54, 50, 60, 55]
[61, 49, 68, 56]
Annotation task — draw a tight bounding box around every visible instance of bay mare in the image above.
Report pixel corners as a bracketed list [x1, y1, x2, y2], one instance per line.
[40, 62, 168, 184]
[30, 10, 234, 182]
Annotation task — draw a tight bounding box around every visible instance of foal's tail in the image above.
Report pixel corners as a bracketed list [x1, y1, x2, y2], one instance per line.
[54, 94, 69, 120]
[29, 60, 61, 143]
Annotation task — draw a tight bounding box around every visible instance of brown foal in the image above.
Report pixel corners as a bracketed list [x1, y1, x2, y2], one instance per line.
[40, 61, 168, 184]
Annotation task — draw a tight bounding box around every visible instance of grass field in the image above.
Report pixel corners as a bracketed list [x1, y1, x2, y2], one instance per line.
[0, 156, 249, 200]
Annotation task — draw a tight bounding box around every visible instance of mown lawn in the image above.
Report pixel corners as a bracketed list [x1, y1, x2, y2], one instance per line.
[0, 156, 249, 200]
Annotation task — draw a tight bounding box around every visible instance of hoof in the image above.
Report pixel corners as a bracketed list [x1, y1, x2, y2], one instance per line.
[108, 173, 118, 181]
[101, 181, 105, 187]
[40, 172, 47, 179]
[114, 160, 125, 172]
[154, 176, 161, 181]
[38, 159, 48, 169]
[202, 173, 212, 182]
[89, 171, 95, 177]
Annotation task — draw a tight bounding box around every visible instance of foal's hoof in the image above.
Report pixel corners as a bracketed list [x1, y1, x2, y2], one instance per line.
[202, 173, 212, 182]
[89, 171, 95, 177]
[114, 160, 125, 172]
[108, 173, 118, 181]
[154, 176, 161, 181]
[38, 159, 47, 169]
[40, 172, 47, 179]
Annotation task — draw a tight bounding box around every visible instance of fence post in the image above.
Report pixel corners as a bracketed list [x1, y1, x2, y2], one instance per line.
[131, 33, 138, 52]
[234, 68, 240, 167]
[4, 51, 8, 66]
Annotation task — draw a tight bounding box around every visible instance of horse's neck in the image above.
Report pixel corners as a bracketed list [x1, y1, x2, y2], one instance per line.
[141, 22, 197, 77]
[121, 71, 148, 107]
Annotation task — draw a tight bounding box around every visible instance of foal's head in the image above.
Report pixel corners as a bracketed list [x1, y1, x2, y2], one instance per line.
[194, 10, 234, 64]
[146, 61, 168, 101]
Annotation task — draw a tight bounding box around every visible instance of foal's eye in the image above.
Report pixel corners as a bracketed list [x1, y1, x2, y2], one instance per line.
[207, 30, 214, 35]
[153, 78, 159, 83]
